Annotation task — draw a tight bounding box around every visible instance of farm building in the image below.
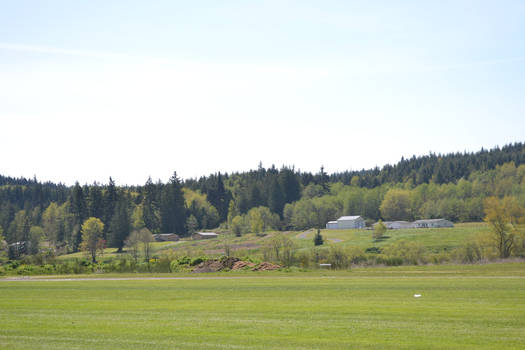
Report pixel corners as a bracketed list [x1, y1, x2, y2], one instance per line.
[326, 216, 366, 229]
[326, 221, 339, 229]
[381, 221, 414, 230]
[413, 219, 454, 228]
[373, 218, 454, 229]
[192, 232, 218, 240]
[153, 233, 180, 242]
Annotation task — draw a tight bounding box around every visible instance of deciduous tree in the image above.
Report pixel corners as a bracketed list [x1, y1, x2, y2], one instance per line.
[80, 217, 105, 263]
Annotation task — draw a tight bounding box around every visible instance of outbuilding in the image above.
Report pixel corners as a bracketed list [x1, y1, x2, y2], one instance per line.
[381, 221, 414, 230]
[412, 219, 454, 228]
[326, 216, 366, 229]
[153, 233, 180, 242]
[192, 232, 219, 240]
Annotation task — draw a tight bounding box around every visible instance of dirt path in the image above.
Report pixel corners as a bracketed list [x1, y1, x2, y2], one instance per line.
[296, 229, 313, 239]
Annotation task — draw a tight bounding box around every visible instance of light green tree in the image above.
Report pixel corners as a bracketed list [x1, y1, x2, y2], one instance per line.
[80, 217, 105, 263]
[379, 188, 412, 221]
[125, 227, 154, 263]
[484, 196, 525, 258]
[186, 215, 199, 235]
[131, 203, 145, 230]
[373, 220, 387, 240]
[0, 227, 7, 260]
[231, 215, 244, 237]
[28, 226, 44, 255]
[249, 210, 263, 233]
[227, 200, 238, 228]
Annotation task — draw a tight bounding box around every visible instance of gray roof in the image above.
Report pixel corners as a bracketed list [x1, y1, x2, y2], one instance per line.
[338, 216, 362, 221]
[413, 218, 450, 223]
[327, 221, 338, 224]
[196, 232, 218, 236]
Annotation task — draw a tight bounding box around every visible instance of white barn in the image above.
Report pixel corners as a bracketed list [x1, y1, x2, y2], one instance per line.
[326, 216, 366, 229]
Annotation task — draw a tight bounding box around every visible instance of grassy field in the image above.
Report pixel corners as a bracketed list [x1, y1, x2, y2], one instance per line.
[157, 223, 488, 257]
[1, 263, 524, 349]
[53, 223, 489, 262]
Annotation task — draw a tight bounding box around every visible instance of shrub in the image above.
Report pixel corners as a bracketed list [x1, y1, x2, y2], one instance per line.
[190, 257, 205, 266]
[345, 246, 367, 265]
[327, 246, 350, 269]
[382, 241, 426, 265]
[177, 256, 191, 265]
[365, 247, 381, 254]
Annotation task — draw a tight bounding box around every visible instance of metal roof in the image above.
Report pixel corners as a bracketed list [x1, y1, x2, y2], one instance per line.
[413, 219, 449, 223]
[338, 216, 362, 221]
[196, 232, 218, 236]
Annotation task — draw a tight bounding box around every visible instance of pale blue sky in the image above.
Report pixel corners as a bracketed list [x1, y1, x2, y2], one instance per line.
[1, 1, 524, 185]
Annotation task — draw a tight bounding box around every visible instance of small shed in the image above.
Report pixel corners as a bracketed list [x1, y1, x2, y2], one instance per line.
[413, 219, 453, 228]
[192, 232, 218, 240]
[153, 233, 180, 242]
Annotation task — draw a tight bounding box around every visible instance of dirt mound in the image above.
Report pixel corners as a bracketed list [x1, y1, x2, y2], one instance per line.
[231, 261, 256, 270]
[252, 262, 281, 271]
[192, 258, 280, 273]
[192, 257, 240, 273]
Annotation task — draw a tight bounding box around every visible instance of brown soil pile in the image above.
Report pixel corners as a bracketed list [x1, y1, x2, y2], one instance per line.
[192, 257, 240, 273]
[252, 262, 281, 271]
[231, 261, 256, 270]
[192, 258, 280, 273]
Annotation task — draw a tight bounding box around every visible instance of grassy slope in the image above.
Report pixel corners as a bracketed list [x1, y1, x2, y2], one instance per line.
[1, 263, 524, 350]
[159, 223, 489, 257]
[55, 223, 488, 260]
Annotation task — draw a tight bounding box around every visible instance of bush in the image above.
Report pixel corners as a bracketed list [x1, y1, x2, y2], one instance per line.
[365, 247, 382, 254]
[327, 246, 350, 269]
[190, 257, 205, 266]
[382, 241, 427, 265]
[453, 234, 497, 263]
[176, 256, 191, 265]
[346, 246, 367, 265]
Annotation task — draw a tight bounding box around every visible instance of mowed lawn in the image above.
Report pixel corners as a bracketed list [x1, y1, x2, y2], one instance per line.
[1, 264, 525, 349]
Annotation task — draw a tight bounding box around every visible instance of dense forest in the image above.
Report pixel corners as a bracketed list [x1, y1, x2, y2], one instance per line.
[0, 142, 524, 256]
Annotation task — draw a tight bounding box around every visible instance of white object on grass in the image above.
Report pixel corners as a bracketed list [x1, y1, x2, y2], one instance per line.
[414, 294, 422, 298]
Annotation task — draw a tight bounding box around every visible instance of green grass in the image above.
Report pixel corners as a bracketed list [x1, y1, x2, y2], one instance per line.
[55, 223, 489, 261]
[1, 263, 525, 349]
[294, 223, 488, 252]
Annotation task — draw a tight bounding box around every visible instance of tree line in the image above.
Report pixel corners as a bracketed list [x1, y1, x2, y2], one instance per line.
[0, 142, 524, 257]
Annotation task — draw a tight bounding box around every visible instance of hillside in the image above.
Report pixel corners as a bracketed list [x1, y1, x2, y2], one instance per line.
[1, 142, 524, 261]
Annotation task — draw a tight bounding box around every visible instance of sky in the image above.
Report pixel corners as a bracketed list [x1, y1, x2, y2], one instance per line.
[1, 1, 524, 185]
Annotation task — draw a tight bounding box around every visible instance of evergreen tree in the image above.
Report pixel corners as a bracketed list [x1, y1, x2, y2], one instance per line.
[70, 182, 88, 250]
[268, 178, 285, 217]
[143, 177, 160, 233]
[313, 229, 324, 246]
[279, 167, 301, 204]
[103, 177, 118, 231]
[160, 172, 187, 235]
[87, 184, 104, 219]
[207, 173, 230, 221]
[108, 195, 131, 252]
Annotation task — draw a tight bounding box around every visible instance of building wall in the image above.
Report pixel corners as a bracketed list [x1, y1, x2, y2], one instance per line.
[337, 218, 365, 229]
[326, 222, 339, 229]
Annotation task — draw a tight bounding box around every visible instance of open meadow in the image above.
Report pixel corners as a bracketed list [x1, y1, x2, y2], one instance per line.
[82, 223, 489, 260]
[1, 263, 525, 349]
